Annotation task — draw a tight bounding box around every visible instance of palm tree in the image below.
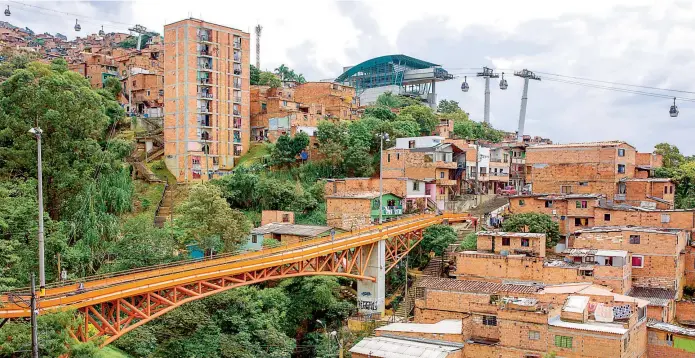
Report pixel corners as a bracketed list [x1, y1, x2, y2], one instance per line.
[274, 64, 289, 81]
[296, 74, 306, 84]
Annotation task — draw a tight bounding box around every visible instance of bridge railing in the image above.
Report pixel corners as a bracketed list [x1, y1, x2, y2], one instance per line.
[2, 213, 468, 299]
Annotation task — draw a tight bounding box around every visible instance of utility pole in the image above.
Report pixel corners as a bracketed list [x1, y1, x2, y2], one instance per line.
[474, 140, 480, 196]
[128, 24, 148, 51]
[378, 133, 389, 224]
[30, 274, 38, 358]
[513, 69, 541, 142]
[29, 127, 45, 297]
[476, 67, 499, 125]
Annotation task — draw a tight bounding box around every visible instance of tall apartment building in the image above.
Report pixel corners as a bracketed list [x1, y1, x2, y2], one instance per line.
[163, 18, 250, 182]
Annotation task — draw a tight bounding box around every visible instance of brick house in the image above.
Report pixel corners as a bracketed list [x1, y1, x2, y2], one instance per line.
[382, 136, 466, 210]
[475, 231, 547, 258]
[324, 177, 430, 213]
[292, 82, 359, 121]
[571, 227, 687, 297]
[249, 84, 326, 141]
[508, 193, 605, 238]
[354, 277, 650, 358]
[647, 321, 695, 356]
[617, 178, 675, 209]
[326, 192, 403, 231]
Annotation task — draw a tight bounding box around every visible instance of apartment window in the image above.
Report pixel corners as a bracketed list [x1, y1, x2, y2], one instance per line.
[580, 270, 593, 277]
[667, 333, 674, 342]
[618, 148, 625, 157]
[665, 186, 669, 194]
[528, 331, 540, 341]
[629, 235, 641, 244]
[396, 153, 400, 160]
[251, 235, 258, 244]
[561, 185, 572, 194]
[482, 315, 497, 326]
[662, 214, 671, 223]
[576, 201, 588, 209]
[502, 237, 511, 246]
[521, 238, 530, 247]
[440, 171, 445, 179]
[387, 154, 391, 163]
[283, 100, 287, 107]
[408, 140, 415, 149]
[282, 214, 290, 223]
[604, 213, 611, 221]
[545, 201, 553, 208]
[632, 255, 644, 268]
[413, 181, 420, 191]
[519, 199, 525, 206]
[574, 218, 587, 226]
[554, 335, 573, 348]
[618, 164, 626, 174]
[579, 182, 588, 186]
[147, 90, 150, 96]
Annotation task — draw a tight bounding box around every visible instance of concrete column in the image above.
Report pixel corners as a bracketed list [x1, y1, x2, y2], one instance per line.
[357, 239, 386, 315]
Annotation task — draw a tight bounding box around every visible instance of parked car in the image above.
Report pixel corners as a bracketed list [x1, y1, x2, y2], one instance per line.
[497, 185, 517, 196]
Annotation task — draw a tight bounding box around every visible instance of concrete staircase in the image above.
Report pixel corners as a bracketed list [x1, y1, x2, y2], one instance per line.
[394, 284, 417, 321]
[468, 195, 510, 216]
[154, 183, 173, 228]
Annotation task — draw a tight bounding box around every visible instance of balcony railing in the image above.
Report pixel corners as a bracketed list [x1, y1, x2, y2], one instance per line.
[199, 107, 211, 113]
[199, 50, 211, 56]
[233, 55, 241, 62]
[197, 92, 213, 99]
[198, 63, 213, 70]
[233, 69, 242, 75]
[233, 41, 241, 49]
[234, 96, 242, 103]
[382, 206, 403, 216]
[198, 78, 212, 85]
[198, 34, 210, 42]
[234, 150, 242, 156]
[233, 82, 242, 89]
[233, 110, 240, 116]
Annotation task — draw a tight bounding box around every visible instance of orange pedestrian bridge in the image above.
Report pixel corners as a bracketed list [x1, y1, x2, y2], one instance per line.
[0, 213, 473, 346]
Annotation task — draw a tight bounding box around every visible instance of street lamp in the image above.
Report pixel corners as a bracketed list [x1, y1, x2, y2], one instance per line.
[316, 319, 332, 355]
[378, 133, 390, 225]
[29, 127, 45, 297]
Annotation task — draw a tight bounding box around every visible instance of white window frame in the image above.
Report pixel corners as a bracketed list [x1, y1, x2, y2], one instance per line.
[632, 254, 644, 268]
[528, 330, 540, 341]
[661, 214, 671, 223]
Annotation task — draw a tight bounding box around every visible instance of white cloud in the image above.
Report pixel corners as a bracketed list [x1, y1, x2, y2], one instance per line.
[13, 0, 695, 153]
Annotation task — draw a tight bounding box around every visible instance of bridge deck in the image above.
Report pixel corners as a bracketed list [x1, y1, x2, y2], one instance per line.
[0, 213, 471, 318]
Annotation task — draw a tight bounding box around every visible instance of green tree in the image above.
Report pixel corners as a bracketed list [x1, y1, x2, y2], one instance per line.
[502, 213, 561, 248]
[656, 161, 695, 209]
[422, 225, 458, 256]
[258, 71, 281, 88]
[363, 106, 396, 121]
[459, 231, 478, 251]
[269, 132, 310, 166]
[250, 64, 261, 85]
[453, 120, 504, 142]
[399, 105, 438, 135]
[103, 76, 122, 98]
[317, 121, 349, 169]
[176, 183, 251, 252]
[104, 216, 179, 272]
[214, 169, 259, 209]
[391, 119, 421, 138]
[376, 91, 401, 108]
[655, 142, 685, 168]
[437, 99, 462, 114]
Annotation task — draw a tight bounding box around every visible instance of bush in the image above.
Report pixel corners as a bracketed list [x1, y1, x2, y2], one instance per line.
[151, 160, 165, 170]
[460, 232, 477, 251]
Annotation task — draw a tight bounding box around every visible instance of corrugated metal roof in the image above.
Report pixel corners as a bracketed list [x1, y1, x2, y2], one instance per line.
[647, 320, 695, 337]
[575, 226, 683, 235]
[415, 277, 542, 294]
[548, 315, 628, 335]
[349, 336, 463, 358]
[251, 223, 332, 237]
[527, 141, 633, 149]
[628, 287, 676, 307]
[376, 319, 462, 334]
[477, 231, 546, 239]
[563, 248, 628, 258]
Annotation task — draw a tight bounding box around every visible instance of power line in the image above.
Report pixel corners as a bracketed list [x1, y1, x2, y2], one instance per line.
[543, 77, 695, 102]
[7, 1, 134, 27]
[535, 70, 695, 95]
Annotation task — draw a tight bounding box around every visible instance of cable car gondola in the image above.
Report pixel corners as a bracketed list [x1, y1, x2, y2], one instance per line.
[461, 76, 469, 92]
[499, 72, 508, 90]
[74, 19, 81, 32]
[670, 97, 679, 118]
[98, 25, 105, 36]
[4, 6, 10, 16]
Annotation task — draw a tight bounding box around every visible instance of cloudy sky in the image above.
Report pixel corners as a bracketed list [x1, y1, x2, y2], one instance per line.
[10, 0, 695, 154]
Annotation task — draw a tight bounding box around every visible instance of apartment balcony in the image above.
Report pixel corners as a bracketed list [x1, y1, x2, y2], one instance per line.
[614, 194, 626, 201]
[233, 82, 242, 89]
[382, 206, 403, 216]
[198, 63, 213, 72]
[198, 49, 212, 57]
[234, 150, 243, 157]
[512, 158, 526, 164]
[233, 110, 240, 116]
[198, 78, 213, 86]
[197, 106, 212, 114]
[233, 55, 241, 63]
[233, 68, 242, 75]
[234, 96, 242, 103]
[197, 92, 213, 100]
[197, 34, 211, 42]
[489, 158, 509, 164]
[436, 178, 458, 186]
[233, 41, 241, 49]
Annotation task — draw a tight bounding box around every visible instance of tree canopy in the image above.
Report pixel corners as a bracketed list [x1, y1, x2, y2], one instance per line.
[502, 213, 561, 248]
[273, 64, 306, 83]
[437, 99, 463, 114]
[453, 120, 504, 142]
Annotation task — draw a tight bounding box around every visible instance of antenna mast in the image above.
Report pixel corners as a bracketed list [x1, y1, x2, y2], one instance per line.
[255, 24, 262, 69]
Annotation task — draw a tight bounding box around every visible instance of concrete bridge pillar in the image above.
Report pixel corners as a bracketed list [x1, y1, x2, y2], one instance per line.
[357, 239, 385, 315]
